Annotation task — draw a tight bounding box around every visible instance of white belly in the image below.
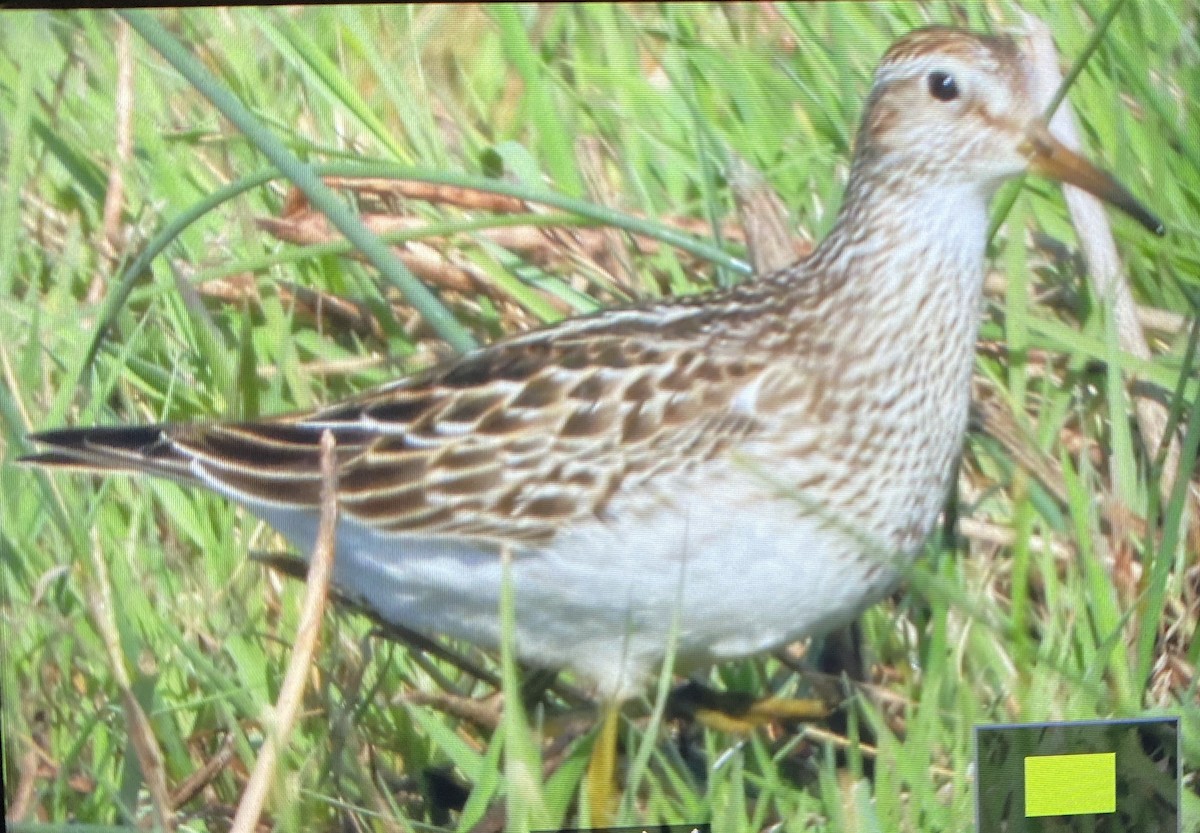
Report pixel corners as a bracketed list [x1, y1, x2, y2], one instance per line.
[249, 461, 915, 700]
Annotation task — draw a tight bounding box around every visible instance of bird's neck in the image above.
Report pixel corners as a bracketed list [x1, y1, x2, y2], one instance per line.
[811, 168, 993, 303]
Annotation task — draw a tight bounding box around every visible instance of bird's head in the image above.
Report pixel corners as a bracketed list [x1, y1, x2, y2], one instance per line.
[854, 26, 1162, 234]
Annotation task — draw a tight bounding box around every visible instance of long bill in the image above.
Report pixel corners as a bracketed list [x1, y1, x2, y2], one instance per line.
[1022, 121, 1164, 236]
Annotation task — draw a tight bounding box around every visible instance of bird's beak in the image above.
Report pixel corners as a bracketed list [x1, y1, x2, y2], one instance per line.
[1022, 120, 1164, 236]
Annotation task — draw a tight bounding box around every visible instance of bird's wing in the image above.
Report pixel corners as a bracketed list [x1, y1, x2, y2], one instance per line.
[26, 302, 771, 549]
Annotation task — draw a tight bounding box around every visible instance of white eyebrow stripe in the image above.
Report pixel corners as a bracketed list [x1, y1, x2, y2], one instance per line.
[875, 54, 998, 87]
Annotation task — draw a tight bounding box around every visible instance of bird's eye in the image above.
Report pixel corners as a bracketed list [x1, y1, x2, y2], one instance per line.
[927, 70, 959, 102]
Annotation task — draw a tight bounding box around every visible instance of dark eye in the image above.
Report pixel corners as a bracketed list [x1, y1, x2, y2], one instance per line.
[927, 70, 959, 102]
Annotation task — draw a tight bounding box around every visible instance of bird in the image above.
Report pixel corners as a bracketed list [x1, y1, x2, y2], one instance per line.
[24, 25, 1162, 825]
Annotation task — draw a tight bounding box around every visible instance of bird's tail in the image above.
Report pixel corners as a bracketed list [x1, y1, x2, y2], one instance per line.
[21, 425, 199, 483]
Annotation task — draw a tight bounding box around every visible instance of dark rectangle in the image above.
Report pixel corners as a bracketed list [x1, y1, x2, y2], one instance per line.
[975, 717, 1179, 833]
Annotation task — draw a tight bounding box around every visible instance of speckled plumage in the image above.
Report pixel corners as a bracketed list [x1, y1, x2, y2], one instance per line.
[25, 28, 1161, 700]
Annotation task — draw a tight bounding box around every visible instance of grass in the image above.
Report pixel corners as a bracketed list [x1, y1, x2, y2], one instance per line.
[2, 2, 1199, 831]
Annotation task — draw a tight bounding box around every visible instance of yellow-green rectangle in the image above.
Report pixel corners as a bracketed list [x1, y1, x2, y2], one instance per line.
[1025, 752, 1116, 817]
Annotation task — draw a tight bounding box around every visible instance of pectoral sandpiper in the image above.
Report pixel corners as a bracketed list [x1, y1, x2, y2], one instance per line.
[25, 25, 1162, 825]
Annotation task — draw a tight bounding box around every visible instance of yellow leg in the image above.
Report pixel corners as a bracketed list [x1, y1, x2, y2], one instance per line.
[585, 701, 620, 826]
[670, 681, 831, 734]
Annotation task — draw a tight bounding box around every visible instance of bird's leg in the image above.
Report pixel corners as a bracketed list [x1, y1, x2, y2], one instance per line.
[667, 680, 831, 734]
[584, 701, 621, 826]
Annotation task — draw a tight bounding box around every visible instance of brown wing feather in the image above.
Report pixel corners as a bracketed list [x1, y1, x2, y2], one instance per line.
[25, 298, 773, 547]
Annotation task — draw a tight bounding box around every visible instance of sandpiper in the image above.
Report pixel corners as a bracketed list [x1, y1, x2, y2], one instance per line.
[25, 25, 1162, 825]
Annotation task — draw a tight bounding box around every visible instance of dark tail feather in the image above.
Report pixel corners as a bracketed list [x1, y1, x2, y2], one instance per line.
[21, 424, 197, 482]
